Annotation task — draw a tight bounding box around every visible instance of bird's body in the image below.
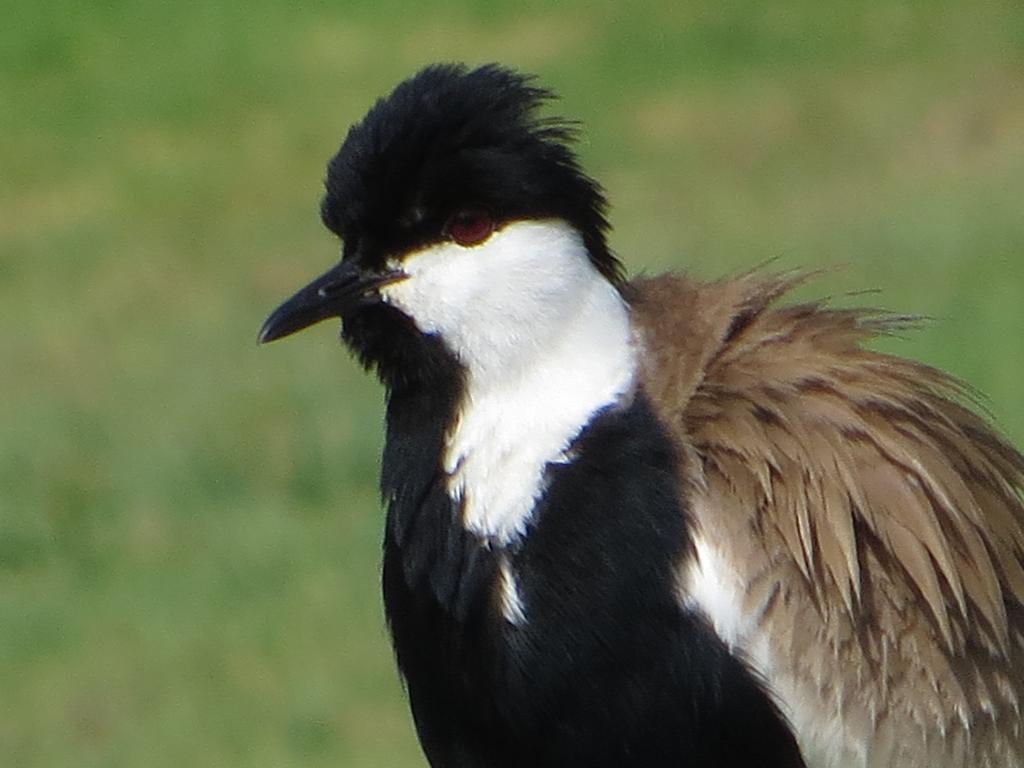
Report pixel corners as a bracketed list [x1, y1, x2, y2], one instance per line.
[260, 64, 1024, 767]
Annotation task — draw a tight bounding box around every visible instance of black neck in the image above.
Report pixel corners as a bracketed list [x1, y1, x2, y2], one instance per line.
[378, 361, 804, 767]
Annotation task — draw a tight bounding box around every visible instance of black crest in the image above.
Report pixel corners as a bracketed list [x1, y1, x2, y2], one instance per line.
[320, 63, 623, 283]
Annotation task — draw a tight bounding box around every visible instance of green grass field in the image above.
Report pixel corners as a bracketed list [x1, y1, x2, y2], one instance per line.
[3, 2, 1023, 765]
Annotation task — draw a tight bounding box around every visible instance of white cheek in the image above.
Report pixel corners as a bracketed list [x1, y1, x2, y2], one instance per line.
[382, 221, 594, 369]
[380, 219, 638, 551]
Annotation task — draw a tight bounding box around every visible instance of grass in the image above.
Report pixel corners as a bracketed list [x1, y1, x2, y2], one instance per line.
[2, 1, 1023, 765]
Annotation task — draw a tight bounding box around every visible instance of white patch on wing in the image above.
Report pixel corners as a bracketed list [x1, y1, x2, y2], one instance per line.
[683, 534, 761, 649]
[682, 507, 868, 768]
[381, 220, 637, 549]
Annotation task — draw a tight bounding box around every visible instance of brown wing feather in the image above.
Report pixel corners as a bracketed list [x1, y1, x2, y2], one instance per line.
[629, 271, 1024, 768]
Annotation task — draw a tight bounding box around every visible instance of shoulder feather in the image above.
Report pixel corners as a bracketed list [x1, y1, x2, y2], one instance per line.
[631, 270, 1024, 650]
[629, 271, 1024, 763]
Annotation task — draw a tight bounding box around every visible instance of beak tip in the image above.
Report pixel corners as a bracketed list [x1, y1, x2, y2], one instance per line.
[257, 305, 295, 345]
[257, 315, 291, 345]
[257, 259, 396, 348]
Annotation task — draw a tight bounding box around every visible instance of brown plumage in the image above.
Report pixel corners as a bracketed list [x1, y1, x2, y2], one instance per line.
[629, 270, 1024, 767]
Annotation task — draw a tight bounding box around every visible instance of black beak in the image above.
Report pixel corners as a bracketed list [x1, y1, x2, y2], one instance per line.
[258, 260, 406, 344]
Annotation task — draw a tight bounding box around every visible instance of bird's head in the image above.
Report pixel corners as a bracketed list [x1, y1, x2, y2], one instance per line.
[259, 63, 625, 388]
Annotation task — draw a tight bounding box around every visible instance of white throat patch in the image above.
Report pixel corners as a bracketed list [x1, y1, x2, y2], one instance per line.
[381, 220, 637, 548]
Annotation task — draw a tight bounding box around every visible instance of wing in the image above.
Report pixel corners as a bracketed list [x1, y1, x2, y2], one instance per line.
[629, 271, 1024, 768]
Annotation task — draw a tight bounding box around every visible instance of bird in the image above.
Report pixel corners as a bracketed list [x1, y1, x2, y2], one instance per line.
[259, 63, 1024, 767]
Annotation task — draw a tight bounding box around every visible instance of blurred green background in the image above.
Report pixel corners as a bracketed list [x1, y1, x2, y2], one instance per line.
[3, 1, 1023, 766]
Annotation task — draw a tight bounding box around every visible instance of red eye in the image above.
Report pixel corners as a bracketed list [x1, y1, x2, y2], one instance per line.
[446, 207, 495, 247]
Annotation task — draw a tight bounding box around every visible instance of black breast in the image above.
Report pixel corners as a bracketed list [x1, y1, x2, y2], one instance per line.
[380, 374, 805, 767]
